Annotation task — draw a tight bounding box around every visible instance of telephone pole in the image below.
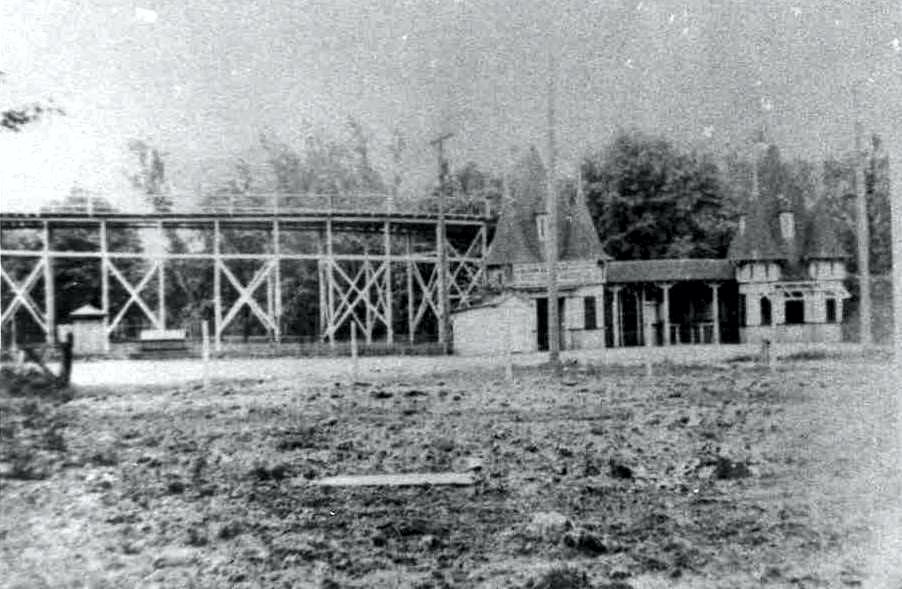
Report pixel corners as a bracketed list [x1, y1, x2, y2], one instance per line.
[430, 132, 454, 354]
[546, 54, 561, 373]
[854, 120, 872, 345]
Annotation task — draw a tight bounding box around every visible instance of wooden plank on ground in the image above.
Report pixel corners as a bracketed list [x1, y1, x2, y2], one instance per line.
[312, 472, 474, 487]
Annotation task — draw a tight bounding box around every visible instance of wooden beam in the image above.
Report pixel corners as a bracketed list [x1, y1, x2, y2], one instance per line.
[42, 221, 54, 343]
[384, 220, 393, 345]
[100, 220, 110, 352]
[273, 219, 282, 343]
[326, 218, 335, 348]
[158, 221, 166, 330]
[407, 234, 415, 345]
[213, 219, 222, 353]
[854, 121, 872, 345]
[312, 472, 474, 488]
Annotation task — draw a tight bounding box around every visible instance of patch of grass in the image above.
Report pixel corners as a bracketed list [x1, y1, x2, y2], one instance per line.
[781, 349, 836, 362]
[526, 565, 591, 589]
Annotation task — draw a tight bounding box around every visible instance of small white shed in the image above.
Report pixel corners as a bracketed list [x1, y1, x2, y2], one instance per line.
[451, 294, 535, 356]
[69, 304, 107, 355]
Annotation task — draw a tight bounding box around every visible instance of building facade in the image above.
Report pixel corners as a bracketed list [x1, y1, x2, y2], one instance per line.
[450, 148, 850, 355]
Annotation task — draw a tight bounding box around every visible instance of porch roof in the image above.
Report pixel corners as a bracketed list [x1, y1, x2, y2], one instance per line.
[607, 259, 734, 284]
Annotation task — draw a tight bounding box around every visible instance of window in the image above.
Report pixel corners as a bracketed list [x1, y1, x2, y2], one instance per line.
[536, 214, 548, 242]
[584, 296, 597, 330]
[826, 298, 836, 323]
[760, 297, 772, 326]
[785, 299, 805, 324]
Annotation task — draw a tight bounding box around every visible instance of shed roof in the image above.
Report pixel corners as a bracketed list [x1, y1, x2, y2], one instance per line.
[69, 304, 106, 318]
[607, 259, 734, 283]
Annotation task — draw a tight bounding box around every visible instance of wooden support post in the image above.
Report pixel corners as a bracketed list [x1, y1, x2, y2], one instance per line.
[854, 121, 872, 345]
[58, 332, 73, 387]
[505, 303, 513, 381]
[202, 320, 210, 391]
[430, 132, 453, 354]
[710, 282, 721, 345]
[598, 287, 606, 341]
[610, 286, 622, 347]
[317, 228, 327, 342]
[659, 283, 672, 346]
[213, 220, 222, 353]
[350, 321, 359, 383]
[642, 286, 652, 347]
[326, 218, 336, 349]
[436, 222, 448, 350]
[266, 269, 274, 337]
[158, 222, 166, 329]
[545, 52, 561, 371]
[273, 220, 282, 344]
[407, 234, 415, 345]
[384, 221, 394, 345]
[42, 221, 55, 343]
[100, 220, 110, 352]
[480, 223, 488, 289]
[890, 133, 902, 368]
[364, 257, 374, 345]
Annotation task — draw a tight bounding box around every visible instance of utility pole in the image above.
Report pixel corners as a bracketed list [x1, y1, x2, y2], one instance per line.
[892, 136, 902, 368]
[546, 53, 561, 373]
[430, 132, 454, 354]
[854, 120, 872, 345]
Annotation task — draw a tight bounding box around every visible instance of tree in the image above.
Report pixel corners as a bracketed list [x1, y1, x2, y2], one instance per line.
[582, 130, 729, 260]
[1, 72, 64, 132]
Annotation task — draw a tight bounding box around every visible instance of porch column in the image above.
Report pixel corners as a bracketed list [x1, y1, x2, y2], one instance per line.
[658, 282, 673, 345]
[597, 287, 606, 335]
[709, 282, 721, 344]
[610, 286, 622, 347]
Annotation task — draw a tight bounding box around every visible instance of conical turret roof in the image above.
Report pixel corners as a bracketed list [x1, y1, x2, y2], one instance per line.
[486, 146, 609, 266]
[804, 199, 847, 260]
[727, 198, 786, 261]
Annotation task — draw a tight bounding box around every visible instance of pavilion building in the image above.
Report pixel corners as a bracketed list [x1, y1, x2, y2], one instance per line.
[451, 147, 850, 355]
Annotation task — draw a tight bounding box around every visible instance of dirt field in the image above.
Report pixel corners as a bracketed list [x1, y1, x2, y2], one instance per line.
[1, 352, 900, 588]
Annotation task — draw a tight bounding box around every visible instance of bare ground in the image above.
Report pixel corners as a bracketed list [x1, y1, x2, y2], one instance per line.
[1, 352, 900, 588]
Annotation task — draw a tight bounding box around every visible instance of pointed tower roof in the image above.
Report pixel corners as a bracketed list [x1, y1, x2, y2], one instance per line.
[486, 147, 609, 266]
[485, 147, 545, 265]
[803, 200, 847, 260]
[727, 198, 786, 261]
[560, 186, 610, 261]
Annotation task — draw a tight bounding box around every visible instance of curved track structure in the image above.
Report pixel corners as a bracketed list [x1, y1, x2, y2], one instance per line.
[0, 197, 493, 352]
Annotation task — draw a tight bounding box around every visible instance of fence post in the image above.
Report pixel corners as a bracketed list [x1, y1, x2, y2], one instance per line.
[58, 332, 73, 387]
[202, 321, 211, 390]
[350, 322, 359, 384]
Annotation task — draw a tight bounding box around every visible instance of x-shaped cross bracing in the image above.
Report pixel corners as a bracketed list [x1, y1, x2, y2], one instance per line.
[218, 260, 278, 336]
[0, 261, 47, 333]
[324, 259, 389, 339]
[107, 260, 164, 334]
[410, 262, 440, 331]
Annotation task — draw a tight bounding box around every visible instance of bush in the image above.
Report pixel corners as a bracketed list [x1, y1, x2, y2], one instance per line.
[0, 365, 70, 401]
[527, 566, 590, 589]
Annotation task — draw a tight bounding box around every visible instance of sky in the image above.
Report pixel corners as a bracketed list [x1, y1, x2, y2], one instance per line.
[2, 0, 901, 212]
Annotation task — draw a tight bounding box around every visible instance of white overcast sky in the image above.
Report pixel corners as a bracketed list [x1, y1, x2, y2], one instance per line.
[2, 0, 901, 211]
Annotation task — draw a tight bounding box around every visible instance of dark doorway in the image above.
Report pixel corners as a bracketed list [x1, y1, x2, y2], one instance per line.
[536, 297, 565, 352]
